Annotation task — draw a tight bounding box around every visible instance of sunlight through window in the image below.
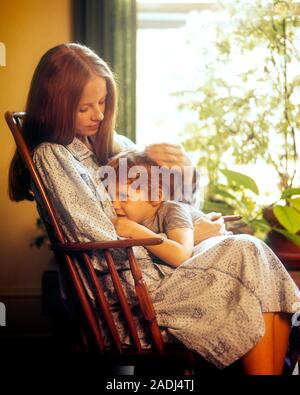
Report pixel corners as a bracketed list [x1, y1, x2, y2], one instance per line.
[137, 1, 300, 205]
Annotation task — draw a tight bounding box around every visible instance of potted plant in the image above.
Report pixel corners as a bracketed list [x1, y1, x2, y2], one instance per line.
[178, 0, 299, 194]
[176, 0, 300, 263]
[264, 188, 300, 268]
[202, 168, 270, 239]
[31, 217, 48, 248]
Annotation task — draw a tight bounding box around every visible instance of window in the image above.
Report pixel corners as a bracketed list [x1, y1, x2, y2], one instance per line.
[136, 1, 213, 146]
[136, 1, 300, 205]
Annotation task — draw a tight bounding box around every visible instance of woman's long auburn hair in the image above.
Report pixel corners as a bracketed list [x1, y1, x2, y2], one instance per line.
[9, 43, 117, 201]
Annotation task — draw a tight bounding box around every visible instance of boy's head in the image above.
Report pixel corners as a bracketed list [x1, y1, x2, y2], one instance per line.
[106, 150, 163, 222]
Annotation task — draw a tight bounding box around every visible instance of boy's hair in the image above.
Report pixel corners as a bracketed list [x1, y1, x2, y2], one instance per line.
[107, 150, 161, 200]
[107, 150, 181, 201]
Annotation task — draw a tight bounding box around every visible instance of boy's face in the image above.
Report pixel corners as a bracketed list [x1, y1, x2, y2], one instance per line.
[112, 182, 158, 223]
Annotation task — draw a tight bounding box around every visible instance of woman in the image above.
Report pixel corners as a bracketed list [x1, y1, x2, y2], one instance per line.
[8, 43, 300, 374]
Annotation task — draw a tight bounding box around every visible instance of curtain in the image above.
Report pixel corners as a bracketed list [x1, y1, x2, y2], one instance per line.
[73, 0, 137, 142]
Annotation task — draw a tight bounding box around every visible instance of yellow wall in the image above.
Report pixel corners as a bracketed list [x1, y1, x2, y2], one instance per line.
[0, 0, 72, 294]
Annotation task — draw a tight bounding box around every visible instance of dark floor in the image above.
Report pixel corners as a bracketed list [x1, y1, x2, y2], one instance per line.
[1, 270, 299, 376]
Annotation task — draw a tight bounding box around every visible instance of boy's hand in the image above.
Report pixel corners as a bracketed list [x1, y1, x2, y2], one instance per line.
[111, 216, 140, 238]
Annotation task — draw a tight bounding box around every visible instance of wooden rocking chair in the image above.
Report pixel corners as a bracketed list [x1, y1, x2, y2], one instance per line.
[5, 111, 206, 375]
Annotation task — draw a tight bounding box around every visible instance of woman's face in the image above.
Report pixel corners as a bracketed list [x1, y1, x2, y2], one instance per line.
[75, 76, 107, 138]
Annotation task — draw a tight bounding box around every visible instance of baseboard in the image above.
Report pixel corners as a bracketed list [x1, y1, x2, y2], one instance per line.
[0, 288, 41, 297]
[0, 290, 52, 339]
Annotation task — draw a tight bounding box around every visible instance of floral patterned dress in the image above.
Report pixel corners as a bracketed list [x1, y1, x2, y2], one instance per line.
[33, 137, 300, 368]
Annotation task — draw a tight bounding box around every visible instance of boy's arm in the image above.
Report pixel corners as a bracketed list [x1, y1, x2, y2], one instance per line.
[113, 217, 194, 267]
[132, 225, 194, 268]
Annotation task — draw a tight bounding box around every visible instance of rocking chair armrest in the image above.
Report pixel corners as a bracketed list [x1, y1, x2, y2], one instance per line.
[50, 237, 164, 253]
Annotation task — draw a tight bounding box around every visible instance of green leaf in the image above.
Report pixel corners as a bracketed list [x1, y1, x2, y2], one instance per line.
[287, 197, 300, 213]
[273, 205, 300, 234]
[203, 200, 232, 214]
[281, 188, 300, 199]
[220, 169, 259, 194]
[251, 218, 271, 232]
[212, 186, 238, 201]
[272, 228, 300, 247]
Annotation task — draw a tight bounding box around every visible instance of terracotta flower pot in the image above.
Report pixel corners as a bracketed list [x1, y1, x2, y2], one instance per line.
[263, 206, 300, 270]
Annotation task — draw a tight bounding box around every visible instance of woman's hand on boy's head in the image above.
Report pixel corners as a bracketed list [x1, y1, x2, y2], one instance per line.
[145, 143, 193, 169]
[111, 216, 140, 238]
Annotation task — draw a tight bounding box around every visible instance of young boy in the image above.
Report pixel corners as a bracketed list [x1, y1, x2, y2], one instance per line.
[106, 150, 229, 267]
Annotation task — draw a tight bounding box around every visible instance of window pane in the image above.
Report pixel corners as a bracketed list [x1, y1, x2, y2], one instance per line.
[137, 1, 300, 205]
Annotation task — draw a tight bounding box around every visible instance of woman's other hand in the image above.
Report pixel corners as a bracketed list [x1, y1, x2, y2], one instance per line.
[206, 212, 222, 221]
[193, 215, 226, 245]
